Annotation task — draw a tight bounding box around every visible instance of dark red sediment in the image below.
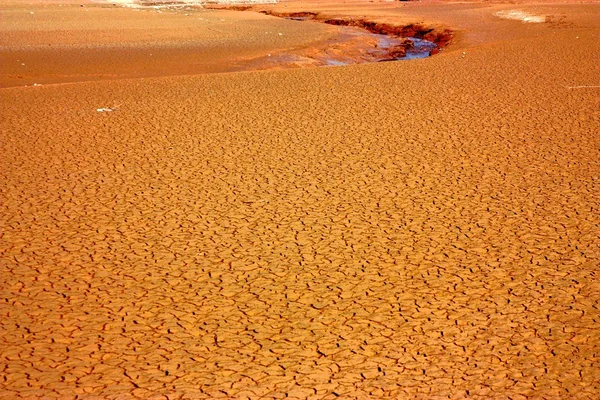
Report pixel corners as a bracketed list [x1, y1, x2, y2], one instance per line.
[259, 10, 454, 55]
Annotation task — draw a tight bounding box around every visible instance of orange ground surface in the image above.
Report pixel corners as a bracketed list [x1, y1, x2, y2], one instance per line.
[1, 0, 600, 398]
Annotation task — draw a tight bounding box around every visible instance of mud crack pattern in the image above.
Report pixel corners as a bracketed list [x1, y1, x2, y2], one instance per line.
[1, 30, 599, 399]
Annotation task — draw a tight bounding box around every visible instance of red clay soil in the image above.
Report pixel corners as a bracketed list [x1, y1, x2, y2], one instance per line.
[1, 0, 600, 398]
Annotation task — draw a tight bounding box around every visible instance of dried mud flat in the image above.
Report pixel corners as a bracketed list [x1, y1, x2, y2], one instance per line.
[1, 0, 600, 399]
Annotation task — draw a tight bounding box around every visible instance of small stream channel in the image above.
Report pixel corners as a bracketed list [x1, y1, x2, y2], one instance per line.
[281, 15, 438, 65]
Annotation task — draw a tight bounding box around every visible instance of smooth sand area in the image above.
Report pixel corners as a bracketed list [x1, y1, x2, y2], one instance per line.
[0, 1, 338, 87]
[1, 0, 599, 398]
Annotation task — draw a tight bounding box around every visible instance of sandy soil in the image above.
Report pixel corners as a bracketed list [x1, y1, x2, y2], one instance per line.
[1, 0, 599, 398]
[0, 1, 339, 87]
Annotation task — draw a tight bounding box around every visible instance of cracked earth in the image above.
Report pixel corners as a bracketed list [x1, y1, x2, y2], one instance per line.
[1, 1, 600, 399]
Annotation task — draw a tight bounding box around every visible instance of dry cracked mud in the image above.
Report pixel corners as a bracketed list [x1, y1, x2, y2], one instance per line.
[1, 0, 599, 399]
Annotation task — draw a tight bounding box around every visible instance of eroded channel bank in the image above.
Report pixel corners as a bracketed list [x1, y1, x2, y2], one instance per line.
[261, 10, 453, 57]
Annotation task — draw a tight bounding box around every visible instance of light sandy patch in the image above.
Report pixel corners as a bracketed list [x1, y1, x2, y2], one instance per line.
[90, 0, 140, 7]
[495, 10, 546, 23]
[92, 0, 276, 7]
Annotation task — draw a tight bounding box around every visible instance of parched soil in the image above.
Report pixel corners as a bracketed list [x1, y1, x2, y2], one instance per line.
[1, 0, 599, 398]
